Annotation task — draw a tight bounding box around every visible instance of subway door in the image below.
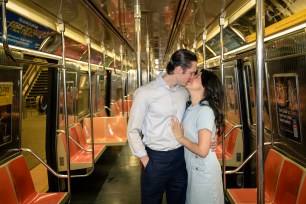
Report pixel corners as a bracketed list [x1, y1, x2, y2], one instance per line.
[238, 58, 255, 188]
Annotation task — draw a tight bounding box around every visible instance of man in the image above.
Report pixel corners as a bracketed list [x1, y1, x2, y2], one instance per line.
[127, 49, 197, 204]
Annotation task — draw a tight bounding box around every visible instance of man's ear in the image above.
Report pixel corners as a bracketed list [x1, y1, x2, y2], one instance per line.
[174, 66, 183, 74]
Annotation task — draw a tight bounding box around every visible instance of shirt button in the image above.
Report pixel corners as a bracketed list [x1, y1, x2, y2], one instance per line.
[196, 167, 198, 170]
[195, 155, 198, 158]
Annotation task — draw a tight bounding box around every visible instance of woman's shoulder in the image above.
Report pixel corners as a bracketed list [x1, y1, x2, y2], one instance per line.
[199, 105, 213, 113]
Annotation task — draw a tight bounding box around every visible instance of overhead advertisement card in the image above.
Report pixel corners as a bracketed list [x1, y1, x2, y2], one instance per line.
[0, 82, 13, 146]
[0, 9, 54, 50]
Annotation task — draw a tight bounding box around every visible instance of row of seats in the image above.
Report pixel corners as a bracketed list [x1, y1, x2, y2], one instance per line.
[94, 99, 133, 117]
[111, 99, 133, 116]
[0, 155, 68, 204]
[95, 109, 107, 117]
[83, 116, 128, 146]
[227, 148, 306, 204]
[57, 116, 127, 171]
[57, 123, 107, 171]
[215, 121, 243, 167]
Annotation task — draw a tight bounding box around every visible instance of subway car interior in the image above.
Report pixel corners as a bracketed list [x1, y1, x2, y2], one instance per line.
[1, 0, 306, 203]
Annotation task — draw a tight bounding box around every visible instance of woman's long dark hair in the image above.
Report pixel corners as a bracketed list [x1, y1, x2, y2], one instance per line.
[199, 69, 225, 136]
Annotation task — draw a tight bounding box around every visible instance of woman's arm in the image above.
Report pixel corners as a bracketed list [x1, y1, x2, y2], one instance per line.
[170, 117, 211, 157]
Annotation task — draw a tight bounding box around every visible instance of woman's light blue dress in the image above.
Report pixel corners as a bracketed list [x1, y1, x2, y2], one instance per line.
[182, 104, 224, 204]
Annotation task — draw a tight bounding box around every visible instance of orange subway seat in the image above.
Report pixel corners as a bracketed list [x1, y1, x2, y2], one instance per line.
[273, 159, 304, 204]
[0, 166, 18, 204]
[73, 123, 106, 155]
[297, 174, 306, 204]
[95, 109, 107, 117]
[116, 99, 133, 113]
[83, 117, 106, 143]
[215, 122, 238, 159]
[227, 148, 284, 203]
[58, 132, 94, 170]
[215, 121, 242, 168]
[83, 117, 127, 146]
[111, 103, 121, 116]
[69, 126, 105, 158]
[7, 156, 68, 204]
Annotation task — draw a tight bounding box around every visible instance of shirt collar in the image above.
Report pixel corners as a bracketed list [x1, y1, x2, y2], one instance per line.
[156, 72, 180, 91]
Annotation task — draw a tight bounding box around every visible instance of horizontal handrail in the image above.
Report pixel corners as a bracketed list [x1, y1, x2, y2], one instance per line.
[57, 129, 92, 152]
[104, 106, 112, 112]
[17, 148, 68, 179]
[225, 142, 273, 174]
[68, 134, 93, 152]
[217, 124, 242, 145]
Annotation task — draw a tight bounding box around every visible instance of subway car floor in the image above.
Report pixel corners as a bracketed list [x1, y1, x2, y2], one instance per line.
[70, 144, 143, 203]
[22, 111, 166, 203]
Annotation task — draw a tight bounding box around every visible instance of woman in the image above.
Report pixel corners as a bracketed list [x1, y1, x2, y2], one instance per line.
[170, 69, 225, 204]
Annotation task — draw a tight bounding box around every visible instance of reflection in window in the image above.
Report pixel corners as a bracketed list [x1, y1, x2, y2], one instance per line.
[224, 74, 240, 124]
[96, 74, 105, 111]
[230, 0, 306, 43]
[111, 74, 122, 102]
[58, 71, 77, 129]
[206, 28, 245, 56]
[244, 63, 271, 129]
[78, 74, 89, 116]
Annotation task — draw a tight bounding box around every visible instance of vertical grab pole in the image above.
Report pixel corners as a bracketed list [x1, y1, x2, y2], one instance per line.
[134, 0, 142, 87]
[101, 43, 106, 72]
[193, 40, 197, 56]
[202, 30, 207, 70]
[219, 12, 226, 191]
[256, 0, 265, 203]
[59, 22, 71, 195]
[86, 36, 95, 173]
[146, 33, 151, 82]
[145, 13, 151, 82]
[120, 45, 125, 116]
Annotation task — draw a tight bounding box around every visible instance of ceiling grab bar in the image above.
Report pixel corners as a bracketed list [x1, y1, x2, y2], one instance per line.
[1, 0, 63, 68]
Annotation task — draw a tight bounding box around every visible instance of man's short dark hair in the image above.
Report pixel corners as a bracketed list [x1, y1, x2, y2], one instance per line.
[166, 49, 198, 74]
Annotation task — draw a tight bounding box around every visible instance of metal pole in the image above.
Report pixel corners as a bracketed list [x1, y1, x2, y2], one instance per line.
[202, 30, 207, 69]
[219, 13, 226, 191]
[120, 45, 124, 116]
[145, 13, 150, 83]
[134, 0, 142, 87]
[125, 52, 129, 98]
[256, 0, 265, 203]
[85, 36, 95, 175]
[113, 50, 116, 74]
[101, 43, 106, 72]
[59, 22, 71, 195]
[193, 40, 197, 56]
[146, 34, 150, 82]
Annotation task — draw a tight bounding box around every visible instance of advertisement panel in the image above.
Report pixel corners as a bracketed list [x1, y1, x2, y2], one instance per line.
[0, 10, 54, 50]
[0, 82, 13, 146]
[273, 73, 302, 143]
